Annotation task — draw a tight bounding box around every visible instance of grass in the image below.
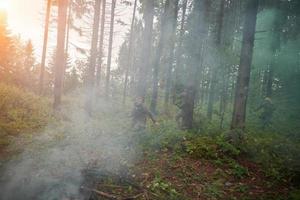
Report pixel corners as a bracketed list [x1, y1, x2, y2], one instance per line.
[0, 83, 50, 150]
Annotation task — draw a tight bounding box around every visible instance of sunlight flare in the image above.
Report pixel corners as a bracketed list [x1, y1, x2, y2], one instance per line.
[0, 0, 9, 11]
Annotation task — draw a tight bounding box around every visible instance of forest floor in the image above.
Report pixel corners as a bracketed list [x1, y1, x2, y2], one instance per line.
[131, 150, 290, 200]
[0, 90, 296, 200]
[0, 136, 291, 200]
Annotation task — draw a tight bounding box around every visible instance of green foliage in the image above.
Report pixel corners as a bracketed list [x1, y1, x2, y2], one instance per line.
[185, 136, 218, 159]
[239, 131, 300, 184]
[229, 162, 249, 179]
[184, 135, 240, 160]
[140, 120, 188, 152]
[203, 180, 224, 199]
[149, 176, 180, 200]
[289, 189, 300, 200]
[0, 83, 50, 136]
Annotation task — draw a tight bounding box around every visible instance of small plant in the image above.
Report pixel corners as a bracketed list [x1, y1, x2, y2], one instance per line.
[230, 163, 249, 179]
[184, 136, 218, 159]
[204, 181, 224, 199]
[149, 176, 179, 199]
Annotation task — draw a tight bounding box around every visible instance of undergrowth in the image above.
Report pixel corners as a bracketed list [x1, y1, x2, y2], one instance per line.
[138, 119, 299, 199]
[0, 84, 50, 147]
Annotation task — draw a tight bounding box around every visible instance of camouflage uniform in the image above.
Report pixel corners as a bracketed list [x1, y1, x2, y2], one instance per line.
[131, 100, 156, 131]
[257, 97, 275, 128]
[175, 90, 186, 126]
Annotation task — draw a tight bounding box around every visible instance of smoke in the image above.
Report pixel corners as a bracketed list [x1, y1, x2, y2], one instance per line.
[0, 91, 135, 200]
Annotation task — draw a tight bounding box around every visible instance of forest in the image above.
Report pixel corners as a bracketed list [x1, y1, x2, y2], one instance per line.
[0, 0, 299, 199]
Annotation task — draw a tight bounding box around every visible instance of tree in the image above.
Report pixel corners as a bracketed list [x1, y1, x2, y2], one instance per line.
[53, 0, 69, 110]
[265, 0, 281, 98]
[86, 0, 102, 113]
[173, 0, 188, 95]
[180, 0, 211, 129]
[64, 67, 80, 93]
[96, 0, 107, 87]
[122, 0, 138, 104]
[39, 0, 52, 94]
[207, 0, 225, 121]
[231, 0, 259, 130]
[164, 0, 179, 106]
[0, 10, 13, 78]
[136, 0, 154, 98]
[23, 40, 36, 87]
[105, 0, 117, 98]
[150, 0, 171, 113]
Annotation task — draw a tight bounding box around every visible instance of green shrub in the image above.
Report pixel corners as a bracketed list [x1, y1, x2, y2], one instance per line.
[149, 176, 181, 199]
[184, 134, 240, 160]
[240, 131, 300, 183]
[185, 136, 219, 159]
[140, 120, 188, 152]
[0, 83, 50, 135]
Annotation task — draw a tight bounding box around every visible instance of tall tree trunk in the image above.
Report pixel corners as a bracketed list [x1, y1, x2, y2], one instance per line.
[231, 0, 259, 130]
[122, 0, 138, 104]
[150, 0, 170, 113]
[219, 66, 229, 129]
[86, 0, 101, 113]
[53, 0, 69, 110]
[105, 0, 117, 98]
[62, 0, 72, 91]
[164, 0, 179, 106]
[65, 0, 72, 56]
[181, 0, 210, 130]
[39, 0, 52, 95]
[266, 0, 281, 98]
[173, 0, 188, 100]
[96, 0, 106, 87]
[136, 0, 154, 98]
[207, 0, 225, 121]
[266, 63, 274, 97]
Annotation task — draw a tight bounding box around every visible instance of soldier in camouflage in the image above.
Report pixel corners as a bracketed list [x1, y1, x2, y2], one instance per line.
[257, 97, 276, 128]
[131, 96, 156, 131]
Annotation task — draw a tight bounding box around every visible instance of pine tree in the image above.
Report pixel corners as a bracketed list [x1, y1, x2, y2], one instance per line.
[0, 11, 13, 77]
[53, 0, 69, 110]
[231, 0, 259, 130]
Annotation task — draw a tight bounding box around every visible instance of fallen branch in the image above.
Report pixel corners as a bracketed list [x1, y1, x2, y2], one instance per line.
[122, 193, 144, 200]
[81, 186, 119, 199]
[98, 184, 129, 189]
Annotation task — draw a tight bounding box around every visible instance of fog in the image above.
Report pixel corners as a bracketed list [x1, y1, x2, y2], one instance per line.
[0, 92, 135, 200]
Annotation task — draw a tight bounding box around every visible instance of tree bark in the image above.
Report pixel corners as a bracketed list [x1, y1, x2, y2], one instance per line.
[53, 0, 69, 110]
[181, 0, 210, 129]
[65, 0, 72, 56]
[62, 0, 72, 90]
[231, 0, 259, 130]
[86, 0, 101, 113]
[164, 0, 179, 106]
[219, 66, 229, 129]
[122, 0, 138, 104]
[136, 0, 154, 98]
[173, 0, 188, 99]
[39, 0, 52, 95]
[266, 0, 281, 98]
[150, 0, 170, 113]
[207, 0, 225, 121]
[96, 0, 106, 87]
[105, 0, 117, 98]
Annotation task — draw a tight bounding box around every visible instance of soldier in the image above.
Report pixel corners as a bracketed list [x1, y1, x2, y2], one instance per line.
[175, 89, 187, 127]
[131, 96, 156, 131]
[257, 97, 275, 128]
[175, 86, 195, 129]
